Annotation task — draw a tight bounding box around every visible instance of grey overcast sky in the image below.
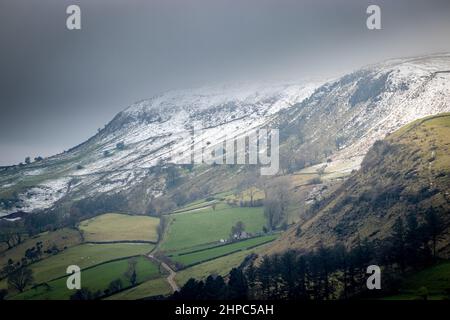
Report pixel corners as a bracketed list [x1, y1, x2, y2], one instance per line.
[0, 0, 449, 165]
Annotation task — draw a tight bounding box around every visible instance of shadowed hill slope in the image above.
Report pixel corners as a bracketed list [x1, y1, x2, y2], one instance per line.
[265, 113, 450, 257]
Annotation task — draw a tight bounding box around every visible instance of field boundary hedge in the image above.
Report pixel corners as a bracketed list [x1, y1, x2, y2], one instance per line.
[175, 237, 277, 269]
[84, 240, 157, 245]
[174, 235, 274, 257]
[34, 254, 147, 284]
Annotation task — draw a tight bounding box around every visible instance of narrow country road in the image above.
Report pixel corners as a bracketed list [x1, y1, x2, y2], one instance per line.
[148, 254, 179, 292]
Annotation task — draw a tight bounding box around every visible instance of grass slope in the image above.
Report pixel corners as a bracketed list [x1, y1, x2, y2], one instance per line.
[105, 278, 171, 300]
[160, 206, 266, 252]
[267, 113, 450, 256]
[79, 213, 159, 242]
[170, 234, 277, 267]
[0, 228, 82, 268]
[13, 256, 160, 300]
[25, 243, 154, 285]
[384, 260, 450, 300]
[175, 242, 271, 286]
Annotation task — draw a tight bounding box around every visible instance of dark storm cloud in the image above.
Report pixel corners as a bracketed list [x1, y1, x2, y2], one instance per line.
[0, 0, 449, 165]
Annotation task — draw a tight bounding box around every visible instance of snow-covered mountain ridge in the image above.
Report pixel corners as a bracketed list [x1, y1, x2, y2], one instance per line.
[273, 54, 450, 175]
[0, 83, 318, 216]
[1, 53, 450, 217]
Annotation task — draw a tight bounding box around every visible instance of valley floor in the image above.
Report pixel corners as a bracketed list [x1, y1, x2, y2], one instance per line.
[0, 196, 278, 300]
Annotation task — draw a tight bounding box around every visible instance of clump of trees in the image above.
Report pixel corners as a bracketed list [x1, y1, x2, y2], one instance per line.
[68, 194, 127, 223]
[20, 156, 44, 165]
[147, 196, 176, 216]
[172, 191, 188, 207]
[165, 166, 181, 188]
[157, 216, 168, 242]
[0, 220, 25, 249]
[236, 177, 264, 207]
[263, 179, 290, 231]
[116, 142, 125, 150]
[239, 198, 263, 207]
[0, 288, 7, 300]
[1, 240, 58, 285]
[124, 258, 138, 287]
[105, 279, 123, 296]
[0, 194, 21, 210]
[23, 211, 63, 235]
[171, 269, 248, 300]
[230, 221, 246, 240]
[70, 288, 102, 300]
[382, 209, 445, 270]
[24, 241, 43, 262]
[307, 177, 322, 185]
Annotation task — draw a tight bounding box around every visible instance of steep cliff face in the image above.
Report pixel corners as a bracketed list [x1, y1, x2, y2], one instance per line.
[266, 113, 450, 258]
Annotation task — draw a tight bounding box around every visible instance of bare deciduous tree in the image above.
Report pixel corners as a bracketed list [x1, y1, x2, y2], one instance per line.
[7, 266, 34, 292]
[263, 178, 291, 230]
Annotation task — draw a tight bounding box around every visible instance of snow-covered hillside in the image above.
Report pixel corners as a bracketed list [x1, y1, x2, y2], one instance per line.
[1, 53, 450, 217]
[335, 54, 450, 161]
[0, 83, 318, 216]
[274, 54, 450, 175]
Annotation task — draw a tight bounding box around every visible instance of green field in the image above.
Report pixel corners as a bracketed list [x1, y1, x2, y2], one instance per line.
[79, 213, 159, 242]
[13, 256, 161, 300]
[160, 206, 267, 252]
[2, 198, 273, 299]
[175, 242, 271, 286]
[26, 243, 154, 285]
[105, 278, 171, 300]
[170, 234, 277, 267]
[224, 187, 265, 203]
[384, 261, 450, 300]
